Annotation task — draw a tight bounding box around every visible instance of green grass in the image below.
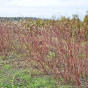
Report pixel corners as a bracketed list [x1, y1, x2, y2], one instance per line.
[0, 64, 58, 88]
[12, 71, 57, 88]
[29, 76, 57, 88]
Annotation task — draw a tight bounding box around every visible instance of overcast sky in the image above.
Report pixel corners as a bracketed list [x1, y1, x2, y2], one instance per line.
[0, 0, 88, 19]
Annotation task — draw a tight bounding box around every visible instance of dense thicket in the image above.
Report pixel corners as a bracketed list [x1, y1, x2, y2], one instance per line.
[0, 15, 88, 88]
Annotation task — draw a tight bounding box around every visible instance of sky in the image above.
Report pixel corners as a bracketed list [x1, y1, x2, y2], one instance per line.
[0, 0, 88, 19]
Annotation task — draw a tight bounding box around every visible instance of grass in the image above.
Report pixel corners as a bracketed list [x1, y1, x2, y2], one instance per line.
[0, 62, 58, 88]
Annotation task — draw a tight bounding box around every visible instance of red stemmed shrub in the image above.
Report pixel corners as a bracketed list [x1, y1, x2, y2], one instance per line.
[0, 18, 88, 88]
[16, 20, 88, 88]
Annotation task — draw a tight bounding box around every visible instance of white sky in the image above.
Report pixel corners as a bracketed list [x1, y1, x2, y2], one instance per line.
[0, 0, 88, 19]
